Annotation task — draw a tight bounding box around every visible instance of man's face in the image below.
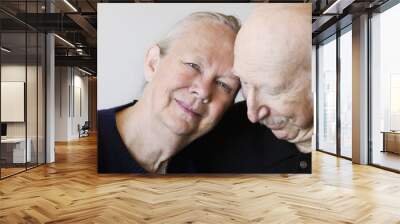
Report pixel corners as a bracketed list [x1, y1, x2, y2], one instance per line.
[145, 21, 240, 139]
[233, 26, 313, 142]
[234, 62, 313, 141]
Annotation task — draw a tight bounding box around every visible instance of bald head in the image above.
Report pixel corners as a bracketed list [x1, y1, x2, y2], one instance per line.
[233, 4, 313, 153]
[235, 4, 311, 81]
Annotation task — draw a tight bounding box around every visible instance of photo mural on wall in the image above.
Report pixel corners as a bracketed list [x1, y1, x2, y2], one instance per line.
[97, 3, 313, 174]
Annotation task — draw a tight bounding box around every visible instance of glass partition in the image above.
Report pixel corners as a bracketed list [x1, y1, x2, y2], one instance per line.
[317, 36, 337, 154]
[1, 31, 28, 177]
[0, 1, 46, 179]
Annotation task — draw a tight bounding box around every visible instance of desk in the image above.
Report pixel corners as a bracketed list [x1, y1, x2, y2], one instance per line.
[381, 131, 400, 154]
[1, 138, 31, 163]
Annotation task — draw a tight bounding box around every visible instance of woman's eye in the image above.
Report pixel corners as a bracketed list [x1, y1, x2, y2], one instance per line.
[216, 80, 233, 94]
[185, 62, 201, 72]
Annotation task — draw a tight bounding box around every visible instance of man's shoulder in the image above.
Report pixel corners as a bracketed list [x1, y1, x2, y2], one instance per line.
[210, 101, 255, 134]
[220, 100, 248, 123]
[211, 100, 274, 138]
[169, 101, 311, 173]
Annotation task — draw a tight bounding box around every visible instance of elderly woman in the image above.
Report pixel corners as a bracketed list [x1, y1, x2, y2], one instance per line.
[98, 12, 241, 173]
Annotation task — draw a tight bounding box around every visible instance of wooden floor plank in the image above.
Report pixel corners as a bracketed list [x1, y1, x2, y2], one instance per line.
[1, 134, 400, 223]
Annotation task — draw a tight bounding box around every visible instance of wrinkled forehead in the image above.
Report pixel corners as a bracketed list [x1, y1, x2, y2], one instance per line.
[233, 47, 309, 95]
[234, 32, 308, 77]
[233, 65, 286, 87]
[232, 58, 310, 96]
[169, 22, 236, 65]
[167, 30, 233, 68]
[175, 21, 235, 46]
[233, 51, 299, 81]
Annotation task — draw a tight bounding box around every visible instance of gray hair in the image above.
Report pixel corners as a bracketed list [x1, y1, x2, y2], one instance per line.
[158, 11, 241, 56]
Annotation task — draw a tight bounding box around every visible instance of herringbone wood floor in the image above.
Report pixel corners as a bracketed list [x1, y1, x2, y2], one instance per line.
[1, 134, 400, 224]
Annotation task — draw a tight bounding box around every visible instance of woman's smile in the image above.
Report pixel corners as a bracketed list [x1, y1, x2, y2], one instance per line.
[175, 99, 202, 118]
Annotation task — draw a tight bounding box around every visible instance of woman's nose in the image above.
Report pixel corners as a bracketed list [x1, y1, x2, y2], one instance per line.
[190, 78, 212, 103]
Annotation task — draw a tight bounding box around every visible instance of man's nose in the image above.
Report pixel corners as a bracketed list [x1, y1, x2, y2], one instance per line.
[190, 77, 212, 103]
[246, 88, 269, 123]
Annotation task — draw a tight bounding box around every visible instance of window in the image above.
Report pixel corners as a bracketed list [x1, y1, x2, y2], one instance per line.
[339, 27, 352, 158]
[371, 2, 400, 171]
[317, 36, 337, 154]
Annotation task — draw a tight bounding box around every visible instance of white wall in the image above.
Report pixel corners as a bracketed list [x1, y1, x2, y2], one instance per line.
[55, 67, 69, 141]
[1, 65, 38, 138]
[72, 73, 89, 138]
[97, 3, 253, 110]
[55, 67, 89, 141]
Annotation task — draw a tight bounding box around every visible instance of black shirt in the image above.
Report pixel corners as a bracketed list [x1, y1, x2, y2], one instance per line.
[97, 101, 146, 173]
[97, 101, 311, 173]
[97, 101, 197, 173]
[169, 101, 311, 173]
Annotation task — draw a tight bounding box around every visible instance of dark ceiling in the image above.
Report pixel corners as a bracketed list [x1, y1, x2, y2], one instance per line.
[0, 0, 393, 75]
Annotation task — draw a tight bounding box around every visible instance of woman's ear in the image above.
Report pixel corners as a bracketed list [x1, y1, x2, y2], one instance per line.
[144, 44, 161, 82]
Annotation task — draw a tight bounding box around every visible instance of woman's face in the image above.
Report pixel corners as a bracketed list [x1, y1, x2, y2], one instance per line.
[144, 21, 240, 138]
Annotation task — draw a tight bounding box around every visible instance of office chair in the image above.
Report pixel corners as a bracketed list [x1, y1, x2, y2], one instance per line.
[78, 121, 90, 138]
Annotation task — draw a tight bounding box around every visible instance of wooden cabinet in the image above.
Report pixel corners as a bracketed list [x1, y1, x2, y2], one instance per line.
[382, 132, 400, 154]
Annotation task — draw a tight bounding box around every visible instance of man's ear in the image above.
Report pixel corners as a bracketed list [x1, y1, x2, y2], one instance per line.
[144, 44, 161, 82]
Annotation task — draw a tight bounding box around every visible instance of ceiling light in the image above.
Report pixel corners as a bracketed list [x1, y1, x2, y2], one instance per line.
[322, 0, 355, 15]
[1, 47, 11, 53]
[54, 34, 75, 48]
[78, 67, 92, 76]
[63, 0, 78, 12]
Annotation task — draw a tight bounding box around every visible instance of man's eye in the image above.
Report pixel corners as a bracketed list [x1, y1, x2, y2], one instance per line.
[216, 80, 233, 94]
[184, 62, 201, 72]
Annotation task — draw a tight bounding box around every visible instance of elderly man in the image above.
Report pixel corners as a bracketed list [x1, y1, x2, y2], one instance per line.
[170, 4, 312, 173]
[234, 4, 313, 153]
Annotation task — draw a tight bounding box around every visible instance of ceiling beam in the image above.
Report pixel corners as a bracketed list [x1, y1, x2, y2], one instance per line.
[55, 55, 96, 70]
[66, 13, 97, 46]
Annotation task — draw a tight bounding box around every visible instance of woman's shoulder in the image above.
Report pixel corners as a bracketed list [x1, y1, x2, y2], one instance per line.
[98, 101, 137, 122]
[97, 100, 146, 173]
[98, 100, 137, 144]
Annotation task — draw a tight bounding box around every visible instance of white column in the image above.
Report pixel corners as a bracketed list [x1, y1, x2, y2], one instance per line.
[45, 0, 56, 163]
[46, 32, 55, 163]
[352, 14, 369, 164]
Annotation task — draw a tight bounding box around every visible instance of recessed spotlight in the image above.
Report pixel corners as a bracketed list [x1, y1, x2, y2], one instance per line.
[1, 47, 11, 53]
[78, 67, 93, 76]
[54, 34, 75, 48]
[63, 0, 78, 12]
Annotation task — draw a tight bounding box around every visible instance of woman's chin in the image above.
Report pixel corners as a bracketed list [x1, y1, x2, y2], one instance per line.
[164, 118, 197, 136]
[159, 108, 201, 136]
